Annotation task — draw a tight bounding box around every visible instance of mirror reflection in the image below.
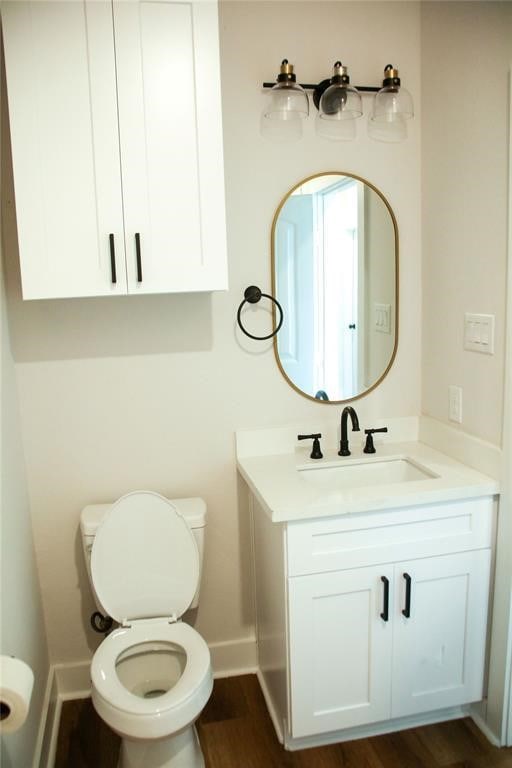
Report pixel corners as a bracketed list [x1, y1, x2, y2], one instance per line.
[272, 173, 398, 402]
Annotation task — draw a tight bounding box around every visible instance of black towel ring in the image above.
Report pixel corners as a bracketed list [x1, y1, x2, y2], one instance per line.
[237, 285, 284, 341]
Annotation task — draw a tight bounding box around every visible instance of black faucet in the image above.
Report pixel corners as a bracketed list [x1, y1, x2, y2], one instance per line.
[338, 406, 360, 456]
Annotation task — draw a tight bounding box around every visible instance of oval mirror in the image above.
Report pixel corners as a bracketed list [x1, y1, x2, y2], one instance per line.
[272, 172, 398, 403]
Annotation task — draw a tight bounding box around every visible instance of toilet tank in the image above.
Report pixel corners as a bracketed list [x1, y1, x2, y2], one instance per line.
[80, 496, 206, 616]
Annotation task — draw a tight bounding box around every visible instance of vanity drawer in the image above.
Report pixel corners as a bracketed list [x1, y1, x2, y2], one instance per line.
[286, 497, 495, 576]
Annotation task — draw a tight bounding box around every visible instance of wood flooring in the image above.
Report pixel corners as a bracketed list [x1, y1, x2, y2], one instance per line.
[55, 674, 512, 767]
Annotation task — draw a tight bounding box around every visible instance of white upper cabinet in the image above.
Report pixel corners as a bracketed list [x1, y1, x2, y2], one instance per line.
[2, 0, 228, 300]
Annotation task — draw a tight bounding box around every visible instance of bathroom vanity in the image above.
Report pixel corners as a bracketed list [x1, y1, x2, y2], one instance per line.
[236, 425, 499, 750]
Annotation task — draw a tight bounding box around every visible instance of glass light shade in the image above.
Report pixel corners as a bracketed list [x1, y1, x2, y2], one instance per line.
[319, 82, 362, 122]
[371, 85, 414, 123]
[263, 81, 309, 121]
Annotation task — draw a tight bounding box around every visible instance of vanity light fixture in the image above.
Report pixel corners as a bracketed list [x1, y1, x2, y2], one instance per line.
[261, 60, 414, 141]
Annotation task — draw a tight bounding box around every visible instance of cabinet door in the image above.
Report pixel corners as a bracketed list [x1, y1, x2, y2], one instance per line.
[391, 549, 491, 718]
[288, 565, 393, 737]
[112, 0, 227, 294]
[2, 1, 126, 299]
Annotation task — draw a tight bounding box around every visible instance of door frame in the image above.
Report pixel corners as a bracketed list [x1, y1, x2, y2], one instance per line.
[504, 65, 512, 747]
[486, 65, 512, 746]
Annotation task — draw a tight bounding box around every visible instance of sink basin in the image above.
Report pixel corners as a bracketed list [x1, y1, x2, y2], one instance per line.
[298, 457, 437, 491]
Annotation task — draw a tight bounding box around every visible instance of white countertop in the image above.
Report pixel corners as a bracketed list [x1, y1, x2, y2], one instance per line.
[237, 440, 500, 523]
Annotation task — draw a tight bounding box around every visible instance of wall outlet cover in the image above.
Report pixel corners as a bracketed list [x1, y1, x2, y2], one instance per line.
[449, 385, 463, 424]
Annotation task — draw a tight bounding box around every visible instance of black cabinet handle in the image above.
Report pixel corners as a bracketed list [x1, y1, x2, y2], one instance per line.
[380, 576, 389, 621]
[109, 233, 116, 284]
[135, 233, 142, 282]
[402, 573, 412, 618]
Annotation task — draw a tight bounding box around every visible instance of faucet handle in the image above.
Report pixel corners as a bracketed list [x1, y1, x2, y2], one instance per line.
[363, 427, 388, 454]
[297, 433, 323, 460]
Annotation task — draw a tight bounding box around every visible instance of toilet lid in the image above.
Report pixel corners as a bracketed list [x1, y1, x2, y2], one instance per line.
[90, 491, 199, 623]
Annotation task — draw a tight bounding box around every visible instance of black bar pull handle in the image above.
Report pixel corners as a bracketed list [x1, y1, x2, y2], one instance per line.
[135, 233, 142, 282]
[380, 576, 389, 621]
[402, 573, 412, 618]
[109, 233, 117, 284]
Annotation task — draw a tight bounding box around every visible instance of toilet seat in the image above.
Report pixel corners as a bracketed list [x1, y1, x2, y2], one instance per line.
[91, 620, 212, 739]
[90, 491, 199, 623]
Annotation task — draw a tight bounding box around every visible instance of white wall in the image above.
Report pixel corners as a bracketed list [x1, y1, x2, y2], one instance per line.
[2, 2, 422, 665]
[421, 1, 512, 446]
[1, 65, 50, 766]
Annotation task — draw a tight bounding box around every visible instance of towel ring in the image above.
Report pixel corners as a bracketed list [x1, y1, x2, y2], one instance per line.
[237, 285, 284, 341]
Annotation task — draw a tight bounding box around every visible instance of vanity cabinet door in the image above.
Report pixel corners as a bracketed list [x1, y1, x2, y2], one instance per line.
[288, 565, 393, 738]
[2, 1, 126, 300]
[391, 549, 491, 718]
[112, 0, 227, 295]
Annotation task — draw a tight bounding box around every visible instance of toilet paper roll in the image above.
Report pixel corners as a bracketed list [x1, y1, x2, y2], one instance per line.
[0, 655, 34, 733]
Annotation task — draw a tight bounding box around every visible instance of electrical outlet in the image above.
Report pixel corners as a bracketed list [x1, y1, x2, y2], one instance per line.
[449, 385, 463, 423]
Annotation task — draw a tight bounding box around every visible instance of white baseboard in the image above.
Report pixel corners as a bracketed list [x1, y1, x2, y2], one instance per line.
[54, 660, 92, 699]
[256, 668, 284, 744]
[209, 636, 257, 678]
[43, 697, 62, 768]
[470, 707, 502, 747]
[32, 666, 56, 768]
[35, 661, 92, 768]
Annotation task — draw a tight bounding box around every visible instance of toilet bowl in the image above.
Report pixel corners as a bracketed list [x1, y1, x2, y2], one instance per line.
[82, 491, 212, 768]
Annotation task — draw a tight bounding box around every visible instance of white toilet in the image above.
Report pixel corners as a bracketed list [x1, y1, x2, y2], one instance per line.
[80, 491, 213, 768]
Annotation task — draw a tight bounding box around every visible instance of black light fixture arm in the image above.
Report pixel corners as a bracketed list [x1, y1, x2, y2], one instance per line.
[262, 81, 380, 92]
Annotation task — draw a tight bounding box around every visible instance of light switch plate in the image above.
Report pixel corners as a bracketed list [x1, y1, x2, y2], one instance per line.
[464, 313, 495, 354]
